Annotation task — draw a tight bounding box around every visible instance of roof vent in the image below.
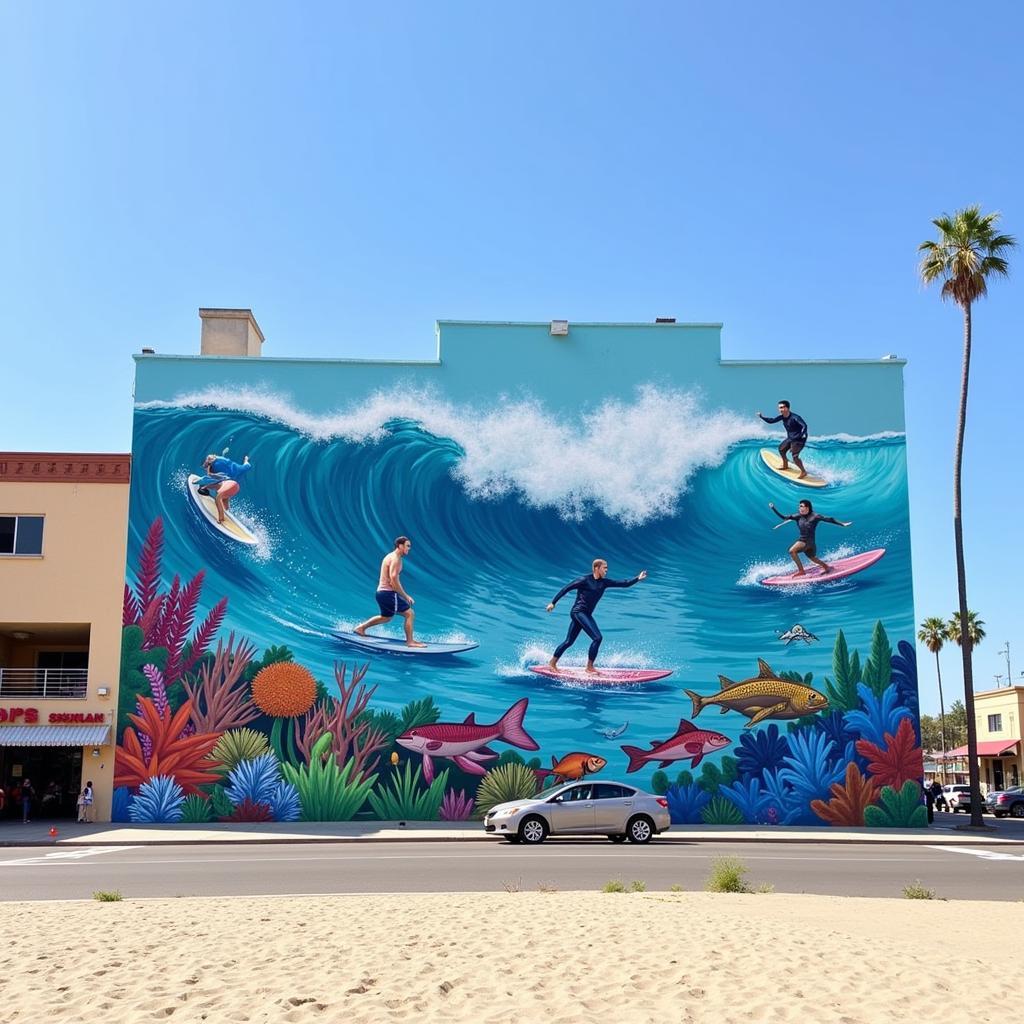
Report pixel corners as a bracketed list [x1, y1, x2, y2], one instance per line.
[550, 320, 569, 337]
[655, 317, 676, 324]
[141, 347, 155, 354]
[881, 353, 899, 360]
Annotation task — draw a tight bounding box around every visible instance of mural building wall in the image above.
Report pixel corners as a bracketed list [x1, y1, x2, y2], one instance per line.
[116, 321, 923, 828]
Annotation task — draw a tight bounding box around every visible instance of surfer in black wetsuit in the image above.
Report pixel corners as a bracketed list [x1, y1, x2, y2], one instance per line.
[546, 560, 647, 673]
[758, 400, 809, 479]
[769, 500, 852, 576]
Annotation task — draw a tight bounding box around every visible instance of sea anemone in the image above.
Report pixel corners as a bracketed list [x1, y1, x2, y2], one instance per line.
[225, 754, 282, 807]
[128, 775, 185, 823]
[252, 661, 317, 718]
[213, 728, 271, 772]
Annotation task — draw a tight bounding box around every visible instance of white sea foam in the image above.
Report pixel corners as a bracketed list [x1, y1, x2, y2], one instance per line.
[736, 543, 861, 587]
[140, 385, 903, 526]
[494, 639, 655, 677]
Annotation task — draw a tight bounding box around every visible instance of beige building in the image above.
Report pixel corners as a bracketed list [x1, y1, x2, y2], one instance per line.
[0, 453, 130, 824]
[943, 685, 1024, 794]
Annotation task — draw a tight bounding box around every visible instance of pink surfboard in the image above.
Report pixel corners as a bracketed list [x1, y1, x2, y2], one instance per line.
[760, 548, 885, 587]
[529, 665, 673, 685]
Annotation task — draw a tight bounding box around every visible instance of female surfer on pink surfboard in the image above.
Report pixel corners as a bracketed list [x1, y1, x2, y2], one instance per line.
[769, 499, 852, 576]
[545, 558, 647, 674]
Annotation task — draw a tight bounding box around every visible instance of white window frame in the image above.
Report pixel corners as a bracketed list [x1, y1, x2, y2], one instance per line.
[0, 514, 45, 557]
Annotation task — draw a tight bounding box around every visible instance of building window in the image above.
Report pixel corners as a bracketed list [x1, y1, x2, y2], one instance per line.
[0, 515, 45, 556]
[987, 713, 1002, 733]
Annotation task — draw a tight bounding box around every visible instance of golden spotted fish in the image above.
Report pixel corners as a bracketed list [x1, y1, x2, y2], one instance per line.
[684, 659, 829, 728]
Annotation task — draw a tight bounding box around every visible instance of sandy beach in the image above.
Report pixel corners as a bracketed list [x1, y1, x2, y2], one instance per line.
[1, 891, 1020, 1023]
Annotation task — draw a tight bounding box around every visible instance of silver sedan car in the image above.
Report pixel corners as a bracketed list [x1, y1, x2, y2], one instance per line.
[483, 780, 671, 844]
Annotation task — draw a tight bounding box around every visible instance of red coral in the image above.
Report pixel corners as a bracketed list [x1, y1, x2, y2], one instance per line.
[115, 696, 222, 795]
[181, 633, 258, 733]
[123, 584, 141, 627]
[811, 763, 879, 826]
[139, 595, 166, 649]
[855, 717, 922, 790]
[181, 596, 227, 678]
[135, 518, 165, 614]
[221, 799, 273, 822]
[162, 571, 204, 686]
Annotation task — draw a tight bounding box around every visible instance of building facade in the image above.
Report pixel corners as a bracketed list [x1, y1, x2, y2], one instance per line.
[0, 454, 130, 823]
[115, 310, 922, 828]
[942, 685, 1024, 794]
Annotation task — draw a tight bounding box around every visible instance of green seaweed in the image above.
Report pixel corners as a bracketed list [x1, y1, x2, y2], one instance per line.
[863, 780, 927, 828]
[209, 784, 234, 819]
[368, 760, 449, 820]
[474, 763, 538, 817]
[697, 756, 739, 794]
[399, 697, 441, 732]
[179, 794, 214, 823]
[118, 626, 170, 736]
[675, 770, 694, 788]
[280, 732, 377, 821]
[824, 630, 862, 712]
[700, 795, 745, 825]
[651, 770, 670, 795]
[497, 750, 525, 767]
[212, 728, 271, 773]
[861, 622, 893, 699]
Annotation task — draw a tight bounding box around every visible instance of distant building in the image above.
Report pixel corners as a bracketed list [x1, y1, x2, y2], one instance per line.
[942, 685, 1023, 794]
[0, 454, 130, 822]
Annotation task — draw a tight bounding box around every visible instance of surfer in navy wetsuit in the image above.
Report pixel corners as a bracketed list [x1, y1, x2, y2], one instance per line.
[769, 500, 852, 576]
[546, 560, 648, 673]
[758, 400, 809, 478]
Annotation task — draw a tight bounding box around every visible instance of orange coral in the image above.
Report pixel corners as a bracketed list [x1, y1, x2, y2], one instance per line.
[810, 762, 879, 826]
[252, 661, 317, 718]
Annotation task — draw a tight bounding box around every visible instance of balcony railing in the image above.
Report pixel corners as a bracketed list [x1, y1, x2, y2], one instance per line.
[0, 668, 88, 699]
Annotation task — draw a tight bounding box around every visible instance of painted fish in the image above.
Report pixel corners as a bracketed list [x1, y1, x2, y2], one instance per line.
[621, 720, 730, 773]
[396, 697, 540, 783]
[684, 658, 829, 728]
[594, 721, 629, 740]
[534, 752, 607, 784]
[777, 624, 819, 645]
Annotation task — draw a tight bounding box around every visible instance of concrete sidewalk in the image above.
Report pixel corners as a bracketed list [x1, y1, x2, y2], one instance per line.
[2, 812, 1021, 847]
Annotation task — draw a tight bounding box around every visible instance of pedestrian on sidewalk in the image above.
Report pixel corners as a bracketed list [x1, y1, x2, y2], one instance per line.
[21, 778, 34, 823]
[925, 783, 935, 824]
[82, 780, 94, 823]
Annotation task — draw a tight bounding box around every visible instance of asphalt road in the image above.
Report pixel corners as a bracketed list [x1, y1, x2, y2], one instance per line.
[1, 839, 1022, 901]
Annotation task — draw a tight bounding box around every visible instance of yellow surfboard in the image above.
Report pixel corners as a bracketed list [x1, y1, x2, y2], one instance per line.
[759, 449, 827, 488]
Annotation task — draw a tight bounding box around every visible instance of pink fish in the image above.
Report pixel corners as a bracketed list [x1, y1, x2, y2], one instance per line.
[621, 719, 731, 773]
[396, 697, 540, 783]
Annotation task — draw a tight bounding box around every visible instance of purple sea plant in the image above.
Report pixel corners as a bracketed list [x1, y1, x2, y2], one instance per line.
[143, 663, 169, 716]
[439, 788, 474, 821]
[665, 782, 711, 824]
[844, 683, 912, 747]
[128, 775, 185, 823]
[735, 724, 790, 783]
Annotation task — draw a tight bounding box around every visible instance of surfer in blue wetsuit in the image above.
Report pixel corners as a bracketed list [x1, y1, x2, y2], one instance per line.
[197, 454, 252, 524]
[758, 400, 809, 479]
[769, 500, 851, 576]
[546, 560, 648, 674]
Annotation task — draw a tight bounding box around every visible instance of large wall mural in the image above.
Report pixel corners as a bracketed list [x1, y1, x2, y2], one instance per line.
[116, 323, 923, 827]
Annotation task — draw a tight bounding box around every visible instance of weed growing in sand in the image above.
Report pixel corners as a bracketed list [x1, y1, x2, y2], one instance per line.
[601, 879, 627, 893]
[536, 881, 558, 893]
[93, 890, 123, 902]
[705, 857, 753, 893]
[669, 884, 684, 892]
[903, 880, 936, 900]
[501, 878, 523, 893]
[630, 880, 647, 892]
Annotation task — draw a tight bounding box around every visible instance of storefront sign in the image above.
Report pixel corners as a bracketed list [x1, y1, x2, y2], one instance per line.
[47, 712, 105, 724]
[0, 708, 39, 723]
[0, 708, 105, 724]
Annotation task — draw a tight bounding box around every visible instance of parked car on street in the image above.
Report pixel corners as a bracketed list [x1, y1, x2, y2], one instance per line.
[943, 784, 985, 813]
[483, 780, 671, 845]
[985, 787, 1024, 818]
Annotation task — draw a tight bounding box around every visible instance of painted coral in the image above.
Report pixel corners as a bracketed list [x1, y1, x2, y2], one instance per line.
[252, 661, 317, 718]
[855, 717, 923, 790]
[128, 775, 185, 823]
[810, 763, 879, 826]
[439, 788, 475, 821]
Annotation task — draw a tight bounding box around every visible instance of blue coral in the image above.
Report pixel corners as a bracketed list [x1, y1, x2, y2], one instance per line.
[735, 724, 790, 783]
[225, 754, 281, 807]
[721, 777, 774, 823]
[844, 682, 913, 747]
[128, 775, 185, 823]
[761, 768, 804, 825]
[890, 640, 921, 740]
[268, 780, 301, 822]
[665, 782, 711, 824]
[779, 729, 844, 805]
[112, 785, 134, 823]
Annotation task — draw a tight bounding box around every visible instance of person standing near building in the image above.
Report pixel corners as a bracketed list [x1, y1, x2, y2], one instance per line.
[21, 778, 33, 823]
[82, 780, 94, 823]
[758, 400, 809, 479]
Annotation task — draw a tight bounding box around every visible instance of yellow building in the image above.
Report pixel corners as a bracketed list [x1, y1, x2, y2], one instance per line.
[0, 453, 129, 824]
[944, 685, 1024, 793]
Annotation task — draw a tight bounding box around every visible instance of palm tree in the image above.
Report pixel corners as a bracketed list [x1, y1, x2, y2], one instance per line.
[918, 617, 950, 783]
[920, 206, 1015, 827]
[946, 610, 986, 649]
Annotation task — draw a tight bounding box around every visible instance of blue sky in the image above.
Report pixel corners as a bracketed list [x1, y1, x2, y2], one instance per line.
[2, 2, 1021, 713]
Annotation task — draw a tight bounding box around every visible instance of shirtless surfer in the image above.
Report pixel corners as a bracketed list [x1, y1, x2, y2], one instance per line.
[354, 536, 427, 647]
[197, 454, 252, 524]
[758, 400, 809, 478]
[769, 500, 851, 576]
[546, 560, 647, 674]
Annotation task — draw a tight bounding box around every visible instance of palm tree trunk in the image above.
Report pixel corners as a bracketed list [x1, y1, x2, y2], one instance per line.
[953, 301, 984, 827]
[935, 650, 948, 785]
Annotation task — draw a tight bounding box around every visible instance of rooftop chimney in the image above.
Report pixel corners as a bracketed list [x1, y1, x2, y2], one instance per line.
[655, 317, 676, 324]
[199, 308, 264, 357]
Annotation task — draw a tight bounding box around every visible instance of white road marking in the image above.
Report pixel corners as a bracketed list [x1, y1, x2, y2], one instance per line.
[928, 845, 1024, 862]
[0, 847, 138, 867]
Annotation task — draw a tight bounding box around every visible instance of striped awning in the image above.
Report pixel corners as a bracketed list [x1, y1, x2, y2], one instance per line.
[0, 725, 111, 747]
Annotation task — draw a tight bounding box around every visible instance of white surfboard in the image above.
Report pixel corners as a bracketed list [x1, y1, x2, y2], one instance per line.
[187, 474, 258, 546]
[332, 631, 478, 656]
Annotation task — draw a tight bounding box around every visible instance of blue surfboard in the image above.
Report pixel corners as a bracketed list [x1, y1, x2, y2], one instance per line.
[332, 631, 479, 656]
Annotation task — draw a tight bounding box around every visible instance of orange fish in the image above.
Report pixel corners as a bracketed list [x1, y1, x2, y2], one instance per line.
[536, 751, 607, 783]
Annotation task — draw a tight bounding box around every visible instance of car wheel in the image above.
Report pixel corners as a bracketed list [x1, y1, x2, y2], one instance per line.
[626, 815, 655, 844]
[609, 834, 628, 844]
[1011, 803, 1024, 819]
[504, 835, 521, 843]
[518, 815, 549, 845]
